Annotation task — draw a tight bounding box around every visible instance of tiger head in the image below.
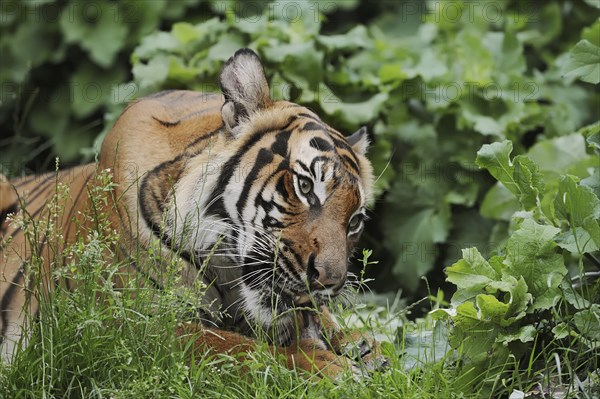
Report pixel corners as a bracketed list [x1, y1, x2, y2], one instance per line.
[166, 49, 373, 329]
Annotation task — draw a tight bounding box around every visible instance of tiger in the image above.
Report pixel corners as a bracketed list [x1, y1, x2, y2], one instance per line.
[0, 48, 384, 376]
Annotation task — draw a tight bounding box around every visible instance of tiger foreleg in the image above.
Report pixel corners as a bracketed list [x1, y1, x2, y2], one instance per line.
[298, 306, 389, 374]
[175, 322, 364, 378]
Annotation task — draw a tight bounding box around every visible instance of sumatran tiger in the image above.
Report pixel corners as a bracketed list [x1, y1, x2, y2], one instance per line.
[0, 49, 385, 376]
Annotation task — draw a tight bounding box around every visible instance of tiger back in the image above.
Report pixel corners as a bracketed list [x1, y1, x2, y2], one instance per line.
[0, 49, 380, 375]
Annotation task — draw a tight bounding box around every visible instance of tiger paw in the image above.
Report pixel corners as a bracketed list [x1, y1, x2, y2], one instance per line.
[335, 333, 389, 373]
[281, 337, 366, 379]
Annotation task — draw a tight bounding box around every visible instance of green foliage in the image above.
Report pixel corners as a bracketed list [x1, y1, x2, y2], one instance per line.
[432, 136, 600, 395]
[0, 0, 205, 172]
[118, 0, 600, 293]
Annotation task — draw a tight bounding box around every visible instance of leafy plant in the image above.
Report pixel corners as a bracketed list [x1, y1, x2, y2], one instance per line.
[432, 128, 600, 395]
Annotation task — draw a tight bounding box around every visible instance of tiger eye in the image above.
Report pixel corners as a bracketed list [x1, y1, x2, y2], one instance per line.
[349, 215, 361, 230]
[299, 177, 313, 195]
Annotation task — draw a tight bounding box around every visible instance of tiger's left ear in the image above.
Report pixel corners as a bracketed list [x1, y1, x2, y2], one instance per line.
[220, 48, 272, 135]
[347, 126, 370, 156]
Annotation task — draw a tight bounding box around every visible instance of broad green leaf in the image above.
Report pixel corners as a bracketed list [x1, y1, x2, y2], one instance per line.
[552, 323, 570, 339]
[583, 0, 600, 8]
[70, 61, 127, 118]
[476, 140, 518, 194]
[318, 25, 371, 50]
[496, 325, 537, 345]
[264, 42, 324, 92]
[513, 155, 544, 210]
[562, 283, 592, 310]
[172, 22, 199, 44]
[527, 134, 590, 177]
[505, 219, 565, 302]
[555, 175, 600, 228]
[477, 141, 544, 210]
[446, 248, 497, 289]
[404, 48, 448, 81]
[582, 19, 600, 47]
[499, 276, 531, 320]
[581, 169, 600, 199]
[562, 40, 600, 84]
[446, 248, 498, 304]
[60, 1, 128, 68]
[480, 183, 520, 221]
[386, 207, 450, 288]
[132, 32, 181, 61]
[555, 227, 599, 254]
[317, 83, 388, 125]
[574, 305, 600, 341]
[132, 55, 170, 90]
[476, 294, 509, 324]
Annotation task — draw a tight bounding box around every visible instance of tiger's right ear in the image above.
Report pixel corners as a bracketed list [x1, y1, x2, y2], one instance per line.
[220, 48, 272, 135]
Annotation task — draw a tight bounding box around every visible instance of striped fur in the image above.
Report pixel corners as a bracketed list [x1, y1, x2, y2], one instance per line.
[0, 49, 376, 374]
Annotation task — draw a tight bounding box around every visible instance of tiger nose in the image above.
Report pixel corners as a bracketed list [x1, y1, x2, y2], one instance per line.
[312, 266, 345, 291]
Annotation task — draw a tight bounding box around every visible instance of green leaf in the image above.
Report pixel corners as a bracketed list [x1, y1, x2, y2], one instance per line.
[562, 283, 592, 310]
[574, 305, 600, 341]
[555, 175, 600, 227]
[318, 25, 371, 51]
[562, 39, 600, 84]
[581, 169, 600, 199]
[69, 61, 127, 118]
[476, 294, 510, 324]
[527, 134, 590, 177]
[386, 207, 450, 287]
[316, 83, 388, 125]
[513, 155, 544, 210]
[477, 141, 544, 210]
[582, 19, 600, 47]
[446, 248, 497, 288]
[480, 183, 520, 221]
[496, 325, 537, 345]
[132, 55, 170, 90]
[583, 0, 600, 8]
[505, 219, 565, 305]
[476, 140, 518, 194]
[264, 42, 324, 92]
[552, 323, 570, 339]
[555, 227, 599, 254]
[60, 1, 128, 68]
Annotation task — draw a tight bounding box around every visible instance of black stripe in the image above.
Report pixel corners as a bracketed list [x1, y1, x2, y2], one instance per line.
[297, 113, 321, 123]
[275, 175, 290, 203]
[271, 130, 291, 157]
[235, 148, 274, 215]
[302, 121, 325, 132]
[152, 116, 180, 127]
[139, 155, 185, 237]
[206, 116, 297, 218]
[279, 242, 305, 281]
[309, 137, 333, 152]
[342, 154, 360, 173]
[309, 156, 331, 179]
[295, 160, 311, 175]
[0, 266, 23, 344]
[179, 106, 222, 124]
[186, 127, 223, 150]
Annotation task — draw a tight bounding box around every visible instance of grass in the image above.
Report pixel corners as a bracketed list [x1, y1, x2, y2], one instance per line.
[0, 170, 597, 399]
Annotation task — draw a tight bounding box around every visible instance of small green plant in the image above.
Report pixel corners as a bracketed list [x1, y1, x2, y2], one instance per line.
[432, 126, 600, 396]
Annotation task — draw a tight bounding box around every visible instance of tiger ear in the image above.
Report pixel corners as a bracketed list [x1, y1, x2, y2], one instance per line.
[347, 126, 370, 156]
[220, 48, 272, 135]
